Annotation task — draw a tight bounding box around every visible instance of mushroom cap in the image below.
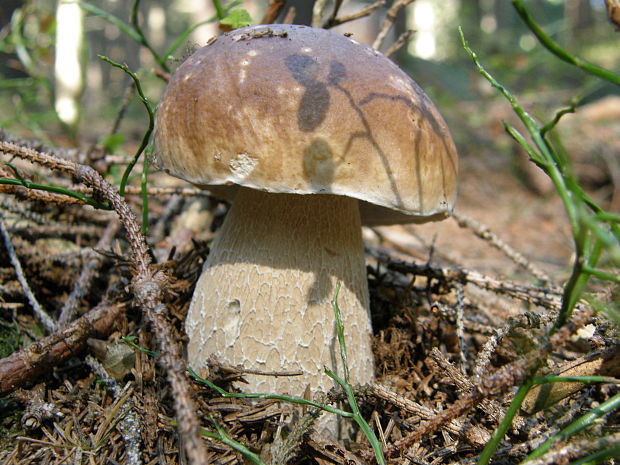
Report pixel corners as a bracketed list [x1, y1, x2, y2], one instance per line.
[154, 24, 458, 225]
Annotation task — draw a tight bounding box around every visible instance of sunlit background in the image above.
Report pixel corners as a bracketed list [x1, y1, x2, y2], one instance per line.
[0, 0, 617, 147]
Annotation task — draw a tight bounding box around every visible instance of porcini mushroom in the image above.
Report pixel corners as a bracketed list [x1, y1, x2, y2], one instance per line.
[154, 25, 457, 398]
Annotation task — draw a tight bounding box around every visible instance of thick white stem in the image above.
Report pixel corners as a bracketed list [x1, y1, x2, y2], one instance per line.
[186, 189, 375, 396]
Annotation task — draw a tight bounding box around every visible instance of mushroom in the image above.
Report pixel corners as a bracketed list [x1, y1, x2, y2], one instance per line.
[154, 25, 457, 398]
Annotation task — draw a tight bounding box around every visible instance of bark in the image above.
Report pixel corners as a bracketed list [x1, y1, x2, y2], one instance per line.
[0, 302, 123, 396]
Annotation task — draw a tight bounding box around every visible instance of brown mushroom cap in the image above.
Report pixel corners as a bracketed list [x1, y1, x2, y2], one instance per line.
[154, 24, 457, 225]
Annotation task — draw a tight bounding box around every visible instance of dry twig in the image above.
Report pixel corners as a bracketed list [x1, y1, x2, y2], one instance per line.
[472, 312, 542, 383]
[283, 6, 297, 24]
[0, 138, 209, 464]
[376, 253, 566, 310]
[261, 0, 287, 24]
[369, 382, 464, 436]
[318, 0, 345, 29]
[312, 0, 330, 27]
[385, 29, 414, 57]
[429, 348, 505, 426]
[57, 218, 120, 327]
[373, 0, 415, 50]
[452, 211, 552, 283]
[0, 214, 57, 333]
[325, 0, 386, 28]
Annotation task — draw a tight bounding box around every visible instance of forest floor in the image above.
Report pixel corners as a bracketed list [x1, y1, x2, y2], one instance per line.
[0, 94, 618, 465]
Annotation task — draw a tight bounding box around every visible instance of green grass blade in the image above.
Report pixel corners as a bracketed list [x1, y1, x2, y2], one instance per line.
[511, 0, 620, 87]
[0, 176, 108, 209]
[477, 378, 534, 465]
[568, 443, 620, 465]
[78, 1, 142, 42]
[204, 418, 266, 465]
[526, 392, 620, 461]
[97, 55, 155, 198]
[188, 367, 353, 417]
[330, 283, 386, 465]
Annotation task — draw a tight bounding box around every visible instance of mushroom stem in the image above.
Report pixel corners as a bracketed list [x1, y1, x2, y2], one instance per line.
[186, 188, 375, 396]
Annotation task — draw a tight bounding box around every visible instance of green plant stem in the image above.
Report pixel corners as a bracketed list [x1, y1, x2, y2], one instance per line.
[477, 378, 534, 465]
[325, 368, 386, 465]
[460, 27, 620, 334]
[330, 284, 385, 465]
[141, 155, 149, 234]
[511, 0, 620, 86]
[212, 0, 226, 19]
[593, 212, 620, 224]
[120, 336, 160, 357]
[532, 375, 620, 385]
[460, 25, 620, 463]
[188, 368, 354, 418]
[79, 1, 169, 72]
[97, 56, 154, 198]
[541, 102, 577, 137]
[582, 266, 619, 283]
[331, 282, 350, 382]
[526, 392, 620, 461]
[204, 419, 265, 465]
[460, 31, 580, 235]
[0, 177, 107, 209]
[78, 2, 141, 42]
[569, 444, 620, 465]
[554, 234, 606, 331]
[552, 257, 587, 334]
[130, 0, 169, 72]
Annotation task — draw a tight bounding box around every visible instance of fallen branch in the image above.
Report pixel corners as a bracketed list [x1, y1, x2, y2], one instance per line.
[369, 382, 464, 436]
[375, 252, 566, 310]
[0, 301, 123, 396]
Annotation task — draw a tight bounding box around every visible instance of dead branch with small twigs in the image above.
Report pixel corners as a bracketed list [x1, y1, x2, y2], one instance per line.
[326, 0, 387, 29]
[0, 138, 210, 465]
[385, 29, 414, 57]
[373, 0, 416, 50]
[0, 300, 124, 396]
[57, 218, 120, 327]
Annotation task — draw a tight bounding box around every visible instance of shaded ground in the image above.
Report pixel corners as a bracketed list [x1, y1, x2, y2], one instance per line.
[0, 93, 618, 464]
